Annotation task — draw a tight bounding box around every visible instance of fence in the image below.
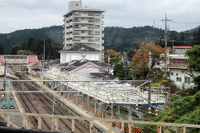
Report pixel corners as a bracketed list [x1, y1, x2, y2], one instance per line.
[1, 112, 200, 133]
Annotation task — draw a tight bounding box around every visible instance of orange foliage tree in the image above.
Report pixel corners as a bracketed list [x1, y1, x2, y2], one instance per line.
[104, 49, 122, 65]
[131, 42, 165, 79]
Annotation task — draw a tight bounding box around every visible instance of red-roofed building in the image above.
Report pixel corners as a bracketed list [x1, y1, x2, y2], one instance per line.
[0, 56, 5, 63]
[27, 56, 38, 63]
[0, 55, 38, 64]
[172, 46, 192, 54]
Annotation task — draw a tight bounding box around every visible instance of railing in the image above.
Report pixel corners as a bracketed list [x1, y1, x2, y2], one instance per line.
[88, 20, 94, 22]
[88, 33, 94, 35]
[88, 27, 94, 29]
[1, 112, 200, 133]
[73, 33, 80, 35]
[88, 39, 94, 42]
[73, 26, 80, 29]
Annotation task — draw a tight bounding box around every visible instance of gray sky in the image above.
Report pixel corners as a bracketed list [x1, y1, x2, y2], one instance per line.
[0, 0, 200, 33]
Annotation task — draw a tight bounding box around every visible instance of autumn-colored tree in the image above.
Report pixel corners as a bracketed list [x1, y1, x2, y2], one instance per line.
[131, 42, 165, 79]
[104, 49, 122, 65]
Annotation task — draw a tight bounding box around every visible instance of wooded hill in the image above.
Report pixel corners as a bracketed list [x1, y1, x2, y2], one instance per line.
[0, 25, 200, 55]
[0, 25, 165, 54]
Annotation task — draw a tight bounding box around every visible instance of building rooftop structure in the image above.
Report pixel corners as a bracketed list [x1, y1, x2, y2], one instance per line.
[0, 55, 38, 64]
[44, 68, 167, 106]
[173, 46, 192, 49]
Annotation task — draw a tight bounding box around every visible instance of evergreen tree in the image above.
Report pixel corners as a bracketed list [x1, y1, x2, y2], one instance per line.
[0, 42, 4, 54]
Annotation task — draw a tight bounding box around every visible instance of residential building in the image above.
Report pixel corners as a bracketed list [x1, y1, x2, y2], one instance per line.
[171, 46, 192, 54]
[59, 44, 101, 63]
[59, 60, 116, 80]
[169, 55, 188, 64]
[62, 0, 104, 53]
[168, 64, 200, 89]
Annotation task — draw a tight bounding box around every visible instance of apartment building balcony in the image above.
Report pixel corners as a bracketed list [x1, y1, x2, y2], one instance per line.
[73, 32, 81, 35]
[88, 33, 94, 35]
[73, 20, 88, 24]
[88, 27, 94, 29]
[88, 39, 94, 42]
[88, 19, 94, 22]
[73, 26, 81, 29]
[73, 39, 81, 42]
[73, 19, 81, 22]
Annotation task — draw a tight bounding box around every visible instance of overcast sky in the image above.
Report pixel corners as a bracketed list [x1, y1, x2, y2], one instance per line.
[0, 0, 200, 33]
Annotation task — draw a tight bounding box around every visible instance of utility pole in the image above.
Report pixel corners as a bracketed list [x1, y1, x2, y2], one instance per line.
[123, 48, 129, 80]
[41, 40, 45, 80]
[3, 59, 6, 102]
[162, 14, 172, 78]
[43, 40, 45, 61]
[148, 51, 152, 110]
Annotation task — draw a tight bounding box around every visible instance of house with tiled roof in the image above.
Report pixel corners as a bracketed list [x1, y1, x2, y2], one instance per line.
[59, 44, 102, 63]
[59, 60, 116, 80]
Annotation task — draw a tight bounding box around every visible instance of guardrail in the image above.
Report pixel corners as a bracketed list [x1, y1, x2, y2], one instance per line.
[1, 112, 200, 133]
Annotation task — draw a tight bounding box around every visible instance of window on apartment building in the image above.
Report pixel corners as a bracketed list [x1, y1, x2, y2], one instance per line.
[74, 31, 79, 35]
[171, 72, 174, 76]
[95, 44, 100, 47]
[176, 77, 182, 82]
[95, 37, 100, 41]
[95, 12, 100, 16]
[74, 18, 79, 21]
[95, 31, 100, 35]
[74, 12, 80, 16]
[185, 77, 190, 84]
[95, 25, 100, 28]
[95, 18, 100, 22]
[88, 12, 94, 16]
[74, 24, 79, 28]
[74, 37, 79, 40]
[82, 31, 85, 33]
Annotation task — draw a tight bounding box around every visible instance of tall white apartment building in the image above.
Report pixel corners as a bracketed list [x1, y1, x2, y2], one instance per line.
[63, 0, 104, 52]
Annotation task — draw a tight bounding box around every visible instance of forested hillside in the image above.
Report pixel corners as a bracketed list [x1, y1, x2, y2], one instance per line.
[0, 26, 63, 54]
[104, 26, 164, 51]
[0, 25, 165, 54]
[0, 25, 200, 55]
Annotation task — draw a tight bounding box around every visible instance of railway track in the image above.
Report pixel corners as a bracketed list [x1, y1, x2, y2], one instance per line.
[13, 73, 85, 133]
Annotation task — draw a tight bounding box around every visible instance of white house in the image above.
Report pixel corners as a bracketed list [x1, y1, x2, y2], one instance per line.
[168, 64, 200, 89]
[59, 44, 101, 63]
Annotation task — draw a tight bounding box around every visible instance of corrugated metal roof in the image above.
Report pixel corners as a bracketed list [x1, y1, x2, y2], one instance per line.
[0, 56, 4, 63]
[0, 55, 38, 64]
[27, 56, 38, 63]
[59, 44, 100, 52]
[173, 46, 192, 49]
[170, 55, 189, 59]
